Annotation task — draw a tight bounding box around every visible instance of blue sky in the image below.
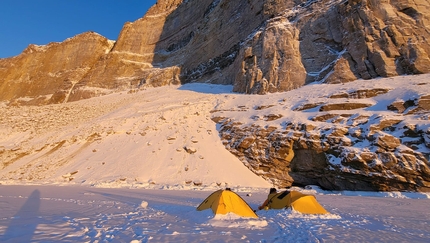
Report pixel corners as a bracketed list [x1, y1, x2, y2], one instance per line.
[0, 0, 157, 58]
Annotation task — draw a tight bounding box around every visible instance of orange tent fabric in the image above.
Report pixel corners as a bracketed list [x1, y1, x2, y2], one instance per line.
[267, 190, 328, 214]
[197, 189, 258, 218]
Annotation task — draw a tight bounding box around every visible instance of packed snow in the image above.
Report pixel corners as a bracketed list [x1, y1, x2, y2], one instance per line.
[0, 185, 429, 242]
[1, 74, 430, 242]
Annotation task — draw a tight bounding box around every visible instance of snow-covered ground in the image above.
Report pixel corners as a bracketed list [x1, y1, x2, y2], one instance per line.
[0, 185, 429, 242]
[1, 74, 430, 242]
[2, 74, 430, 189]
[0, 83, 269, 188]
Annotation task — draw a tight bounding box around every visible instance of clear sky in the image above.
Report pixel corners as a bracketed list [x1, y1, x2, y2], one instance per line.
[0, 0, 157, 58]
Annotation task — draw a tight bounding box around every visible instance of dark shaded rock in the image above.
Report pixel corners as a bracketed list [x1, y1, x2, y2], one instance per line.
[371, 132, 401, 151]
[214, 116, 430, 191]
[264, 114, 283, 121]
[294, 102, 324, 111]
[255, 105, 275, 110]
[319, 102, 372, 111]
[330, 88, 390, 99]
[369, 117, 403, 132]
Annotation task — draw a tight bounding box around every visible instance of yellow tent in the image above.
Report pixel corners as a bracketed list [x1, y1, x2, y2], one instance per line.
[267, 190, 328, 214]
[197, 189, 258, 218]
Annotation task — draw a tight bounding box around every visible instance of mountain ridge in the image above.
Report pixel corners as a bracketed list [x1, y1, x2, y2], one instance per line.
[1, 0, 430, 105]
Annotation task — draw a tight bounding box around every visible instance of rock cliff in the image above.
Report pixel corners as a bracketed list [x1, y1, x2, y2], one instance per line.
[2, 0, 430, 103]
[0, 32, 114, 105]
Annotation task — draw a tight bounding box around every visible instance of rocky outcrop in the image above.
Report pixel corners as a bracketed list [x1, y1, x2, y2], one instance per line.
[212, 82, 430, 192]
[216, 119, 430, 191]
[67, 0, 184, 101]
[2, 0, 430, 104]
[244, 0, 430, 87]
[0, 32, 114, 105]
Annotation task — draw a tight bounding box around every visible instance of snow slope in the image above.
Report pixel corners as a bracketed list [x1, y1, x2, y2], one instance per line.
[0, 84, 270, 188]
[1, 74, 430, 242]
[2, 74, 430, 190]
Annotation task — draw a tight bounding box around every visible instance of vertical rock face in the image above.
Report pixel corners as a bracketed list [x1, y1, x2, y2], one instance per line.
[337, 0, 430, 80]
[262, 0, 430, 85]
[233, 16, 307, 94]
[0, 32, 113, 105]
[1, 0, 430, 103]
[67, 0, 184, 101]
